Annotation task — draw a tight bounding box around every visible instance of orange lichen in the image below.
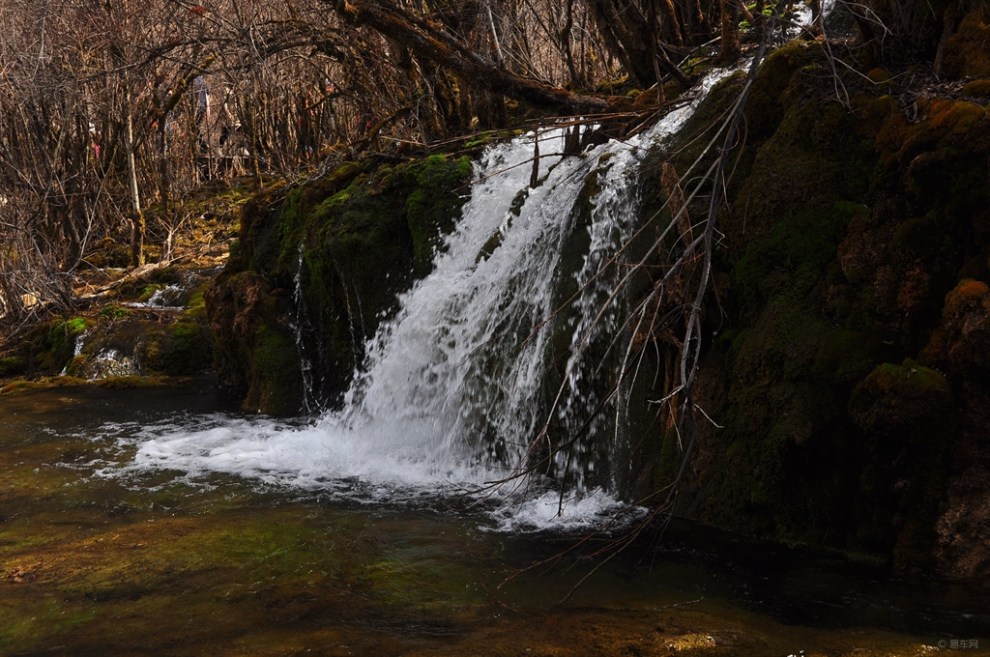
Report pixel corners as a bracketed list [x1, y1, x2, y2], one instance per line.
[943, 278, 990, 318]
[961, 79, 990, 99]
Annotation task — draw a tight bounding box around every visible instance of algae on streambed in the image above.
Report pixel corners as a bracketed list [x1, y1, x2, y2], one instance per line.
[0, 385, 979, 656]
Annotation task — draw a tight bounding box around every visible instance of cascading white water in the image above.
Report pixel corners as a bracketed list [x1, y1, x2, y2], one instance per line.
[329, 124, 639, 490]
[117, 66, 741, 531]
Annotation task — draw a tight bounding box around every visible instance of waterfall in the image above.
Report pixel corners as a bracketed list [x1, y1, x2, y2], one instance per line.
[291, 241, 322, 415]
[330, 126, 635, 488]
[121, 66, 741, 530]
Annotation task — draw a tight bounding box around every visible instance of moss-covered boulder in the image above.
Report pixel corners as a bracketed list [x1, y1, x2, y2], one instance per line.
[941, 7, 990, 79]
[17, 317, 91, 376]
[634, 38, 990, 574]
[206, 154, 473, 415]
[848, 361, 956, 567]
[206, 270, 303, 414]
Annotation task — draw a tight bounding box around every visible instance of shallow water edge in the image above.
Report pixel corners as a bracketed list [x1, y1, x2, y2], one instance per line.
[1, 382, 986, 657]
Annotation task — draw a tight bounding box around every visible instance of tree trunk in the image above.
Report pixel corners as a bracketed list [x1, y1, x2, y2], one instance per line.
[124, 101, 145, 267]
[334, 0, 616, 115]
[718, 0, 740, 62]
[587, 0, 695, 88]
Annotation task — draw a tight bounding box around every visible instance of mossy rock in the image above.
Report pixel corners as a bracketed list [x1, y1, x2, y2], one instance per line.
[673, 37, 990, 569]
[743, 40, 830, 140]
[923, 279, 990, 374]
[0, 356, 28, 378]
[20, 317, 91, 375]
[137, 322, 213, 376]
[941, 9, 990, 79]
[813, 328, 886, 387]
[849, 360, 957, 441]
[242, 323, 304, 415]
[961, 79, 990, 100]
[405, 155, 474, 275]
[847, 360, 956, 568]
[208, 152, 473, 413]
[205, 270, 304, 415]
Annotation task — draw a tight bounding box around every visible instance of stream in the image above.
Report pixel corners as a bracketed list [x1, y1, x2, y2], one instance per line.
[1, 382, 987, 656]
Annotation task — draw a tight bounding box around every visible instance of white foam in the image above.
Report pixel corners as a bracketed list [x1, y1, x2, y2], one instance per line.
[485, 488, 645, 534]
[121, 414, 504, 493]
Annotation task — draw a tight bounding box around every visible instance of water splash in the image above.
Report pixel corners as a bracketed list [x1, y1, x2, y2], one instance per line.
[60, 329, 90, 376]
[82, 348, 138, 379]
[145, 284, 185, 308]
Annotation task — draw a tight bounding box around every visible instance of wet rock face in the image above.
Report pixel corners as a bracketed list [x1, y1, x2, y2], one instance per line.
[925, 280, 990, 576]
[661, 41, 990, 574]
[206, 155, 473, 415]
[205, 270, 303, 415]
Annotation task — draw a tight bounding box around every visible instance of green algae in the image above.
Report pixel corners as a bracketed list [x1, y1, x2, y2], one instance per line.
[0, 599, 98, 655]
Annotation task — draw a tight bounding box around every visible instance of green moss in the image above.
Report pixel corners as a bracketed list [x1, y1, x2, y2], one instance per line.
[0, 599, 97, 654]
[961, 79, 990, 99]
[891, 212, 950, 259]
[734, 202, 860, 302]
[849, 360, 956, 440]
[182, 283, 209, 321]
[405, 155, 473, 275]
[208, 151, 474, 410]
[245, 323, 303, 415]
[137, 285, 160, 302]
[19, 317, 92, 375]
[138, 322, 212, 376]
[744, 40, 826, 139]
[98, 304, 129, 320]
[941, 9, 990, 79]
[0, 355, 27, 377]
[666, 72, 747, 176]
[65, 317, 88, 334]
[813, 329, 883, 387]
[846, 360, 956, 567]
[678, 41, 976, 561]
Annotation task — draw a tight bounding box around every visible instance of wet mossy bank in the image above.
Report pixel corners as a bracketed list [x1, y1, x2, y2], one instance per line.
[0, 269, 215, 389]
[205, 154, 473, 414]
[637, 31, 990, 577]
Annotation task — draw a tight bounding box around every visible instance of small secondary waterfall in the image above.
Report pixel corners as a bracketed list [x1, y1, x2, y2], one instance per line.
[124, 67, 739, 529]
